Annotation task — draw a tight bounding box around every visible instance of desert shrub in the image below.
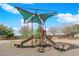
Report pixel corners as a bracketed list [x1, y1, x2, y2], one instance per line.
[61, 24, 79, 38]
[20, 26, 32, 39]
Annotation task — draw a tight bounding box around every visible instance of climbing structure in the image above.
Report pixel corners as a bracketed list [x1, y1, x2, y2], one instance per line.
[14, 7, 66, 52]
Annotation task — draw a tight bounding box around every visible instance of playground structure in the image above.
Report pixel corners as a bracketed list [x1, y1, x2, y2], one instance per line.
[14, 7, 67, 52]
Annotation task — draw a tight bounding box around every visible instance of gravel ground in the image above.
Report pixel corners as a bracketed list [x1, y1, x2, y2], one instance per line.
[0, 39, 79, 56]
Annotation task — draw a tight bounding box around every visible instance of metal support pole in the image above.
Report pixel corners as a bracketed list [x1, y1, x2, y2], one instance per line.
[31, 17, 33, 46]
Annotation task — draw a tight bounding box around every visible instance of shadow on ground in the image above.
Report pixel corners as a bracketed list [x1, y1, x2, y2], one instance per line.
[14, 42, 79, 52]
[53, 42, 79, 52]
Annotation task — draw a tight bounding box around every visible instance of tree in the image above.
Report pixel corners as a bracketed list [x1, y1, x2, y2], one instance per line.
[49, 27, 57, 36]
[61, 24, 79, 38]
[6, 28, 14, 38]
[72, 24, 79, 33]
[20, 26, 32, 39]
[0, 24, 14, 39]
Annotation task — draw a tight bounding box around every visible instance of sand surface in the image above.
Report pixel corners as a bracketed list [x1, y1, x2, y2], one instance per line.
[0, 39, 79, 56]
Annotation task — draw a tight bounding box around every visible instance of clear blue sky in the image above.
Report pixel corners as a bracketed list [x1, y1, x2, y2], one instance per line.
[0, 3, 79, 31]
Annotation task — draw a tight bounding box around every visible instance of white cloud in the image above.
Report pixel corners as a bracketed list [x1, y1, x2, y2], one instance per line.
[13, 27, 21, 36]
[13, 27, 18, 30]
[57, 12, 79, 24]
[20, 19, 33, 29]
[0, 3, 19, 14]
[20, 19, 39, 30]
[20, 19, 24, 26]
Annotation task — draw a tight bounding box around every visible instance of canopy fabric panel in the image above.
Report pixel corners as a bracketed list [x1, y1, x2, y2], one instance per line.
[15, 7, 33, 23]
[39, 14, 55, 23]
[28, 15, 43, 25]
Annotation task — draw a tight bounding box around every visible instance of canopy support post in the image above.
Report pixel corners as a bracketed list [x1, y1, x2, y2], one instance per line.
[31, 15, 34, 46]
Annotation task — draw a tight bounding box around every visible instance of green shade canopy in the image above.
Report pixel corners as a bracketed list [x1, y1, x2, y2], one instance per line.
[15, 7, 57, 25]
[16, 7, 33, 23]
